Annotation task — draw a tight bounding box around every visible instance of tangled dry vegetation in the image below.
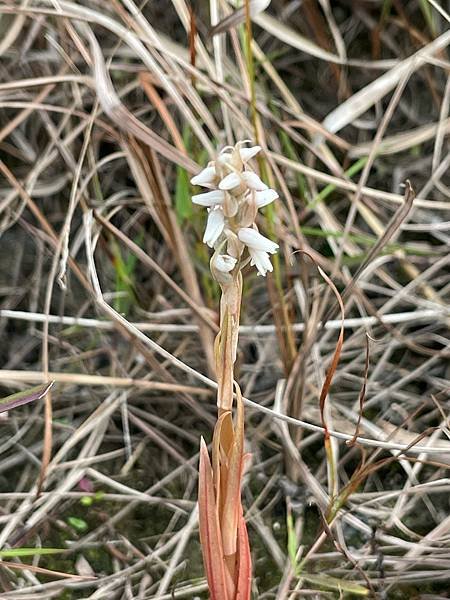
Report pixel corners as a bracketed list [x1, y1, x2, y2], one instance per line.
[0, 0, 450, 598]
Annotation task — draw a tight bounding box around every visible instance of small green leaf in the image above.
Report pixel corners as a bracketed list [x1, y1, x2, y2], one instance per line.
[67, 517, 88, 532]
[176, 167, 192, 223]
[286, 510, 298, 568]
[80, 496, 93, 507]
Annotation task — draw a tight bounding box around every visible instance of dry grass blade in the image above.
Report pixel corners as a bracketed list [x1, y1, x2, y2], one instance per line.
[271, 153, 450, 209]
[208, 0, 270, 37]
[323, 29, 450, 133]
[254, 12, 341, 63]
[338, 180, 415, 310]
[138, 73, 186, 153]
[0, 370, 210, 395]
[0, 560, 94, 580]
[347, 335, 371, 446]
[86, 28, 198, 173]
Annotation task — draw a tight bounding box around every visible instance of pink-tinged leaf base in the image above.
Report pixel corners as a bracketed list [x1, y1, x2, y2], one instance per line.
[235, 512, 252, 600]
[198, 438, 229, 598]
[198, 386, 252, 599]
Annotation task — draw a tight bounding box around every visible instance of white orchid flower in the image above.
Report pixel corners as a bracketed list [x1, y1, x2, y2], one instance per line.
[219, 172, 241, 191]
[214, 254, 237, 273]
[254, 188, 279, 208]
[192, 190, 225, 207]
[238, 227, 278, 276]
[203, 208, 225, 248]
[238, 227, 279, 254]
[239, 145, 261, 162]
[241, 171, 267, 191]
[219, 169, 268, 193]
[190, 165, 216, 188]
[249, 247, 274, 276]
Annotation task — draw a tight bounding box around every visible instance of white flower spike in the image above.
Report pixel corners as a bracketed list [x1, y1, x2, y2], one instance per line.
[191, 141, 279, 279]
[250, 0, 271, 17]
[217, 152, 233, 166]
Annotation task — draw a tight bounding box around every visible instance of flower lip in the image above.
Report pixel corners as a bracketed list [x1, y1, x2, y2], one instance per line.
[190, 165, 216, 187]
[249, 247, 273, 276]
[238, 227, 279, 254]
[239, 145, 261, 162]
[241, 171, 268, 191]
[192, 190, 225, 207]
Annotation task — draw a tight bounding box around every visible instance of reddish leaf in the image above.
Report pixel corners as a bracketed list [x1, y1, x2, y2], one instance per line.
[198, 438, 229, 599]
[316, 265, 345, 439]
[235, 511, 252, 600]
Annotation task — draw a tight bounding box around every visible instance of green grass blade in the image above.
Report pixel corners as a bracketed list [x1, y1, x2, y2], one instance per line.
[308, 157, 368, 210]
[0, 548, 66, 558]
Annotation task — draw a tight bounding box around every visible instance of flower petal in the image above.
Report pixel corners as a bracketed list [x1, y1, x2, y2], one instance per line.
[219, 172, 241, 190]
[190, 165, 216, 187]
[249, 248, 273, 276]
[238, 227, 279, 254]
[214, 254, 237, 273]
[203, 209, 225, 247]
[241, 171, 267, 191]
[255, 188, 279, 208]
[239, 145, 261, 162]
[192, 190, 225, 207]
